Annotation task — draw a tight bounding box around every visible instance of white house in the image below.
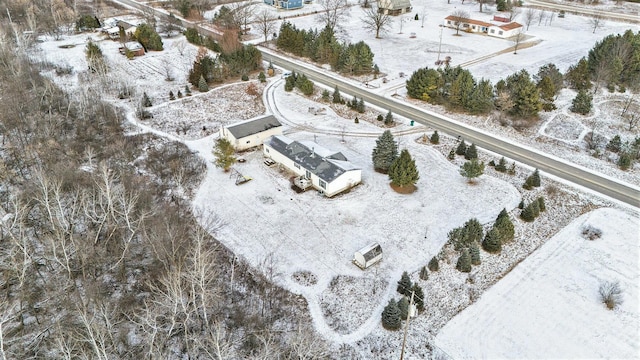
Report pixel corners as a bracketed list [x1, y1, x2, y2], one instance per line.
[443, 15, 493, 33]
[353, 242, 383, 269]
[263, 135, 362, 197]
[378, 0, 412, 16]
[488, 22, 523, 38]
[220, 115, 283, 151]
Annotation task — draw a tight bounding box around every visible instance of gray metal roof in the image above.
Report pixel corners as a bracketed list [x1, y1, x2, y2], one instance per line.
[226, 115, 282, 139]
[266, 135, 359, 182]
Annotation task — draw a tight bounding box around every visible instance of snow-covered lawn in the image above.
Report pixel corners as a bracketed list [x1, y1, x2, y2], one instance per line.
[435, 207, 640, 359]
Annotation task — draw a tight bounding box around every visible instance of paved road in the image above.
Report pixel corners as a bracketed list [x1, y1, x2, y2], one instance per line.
[260, 48, 640, 208]
[525, 0, 640, 23]
[111, 0, 640, 208]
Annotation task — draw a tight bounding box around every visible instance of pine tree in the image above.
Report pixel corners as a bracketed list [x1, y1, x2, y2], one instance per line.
[398, 297, 409, 320]
[354, 116, 359, 124]
[618, 152, 632, 170]
[177, 90, 183, 98]
[448, 149, 456, 160]
[494, 208, 515, 243]
[357, 97, 366, 113]
[332, 86, 342, 103]
[321, 89, 330, 101]
[606, 135, 622, 153]
[142, 92, 152, 107]
[388, 149, 420, 188]
[519, 199, 525, 209]
[531, 169, 541, 187]
[430, 131, 440, 144]
[460, 159, 485, 182]
[537, 196, 546, 212]
[482, 227, 502, 253]
[523, 175, 535, 190]
[419, 266, 429, 280]
[428, 257, 439, 272]
[565, 57, 592, 91]
[537, 76, 557, 111]
[185, 84, 192, 96]
[412, 284, 425, 312]
[520, 203, 536, 222]
[397, 271, 412, 296]
[455, 139, 467, 156]
[258, 71, 266, 83]
[456, 249, 472, 273]
[470, 241, 481, 265]
[449, 69, 476, 110]
[382, 299, 402, 330]
[169, 91, 175, 100]
[377, 114, 384, 121]
[384, 111, 394, 125]
[506, 69, 542, 118]
[508, 162, 516, 175]
[465, 143, 478, 160]
[213, 138, 236, 171]
[571, 90, 593, 115]
[371, 130, 399, 173]
[495, 156, 507, 172]
[463, 218, 483, 244]
[198, 75, 209, 92]
[531, 199, 540, 217]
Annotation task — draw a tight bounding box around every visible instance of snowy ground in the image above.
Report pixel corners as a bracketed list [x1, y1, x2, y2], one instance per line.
[33, 1, 640, 356]
[435, 207, 640, 359]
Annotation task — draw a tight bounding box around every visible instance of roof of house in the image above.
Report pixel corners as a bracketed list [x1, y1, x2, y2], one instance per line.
[379, 0, 412, 10]
[124, 42, 144, 51]
[265, 135, 359, 182]
[444, 15, 493, 28]
[498, 22, 523, 30]
[225, 115, 282, 139]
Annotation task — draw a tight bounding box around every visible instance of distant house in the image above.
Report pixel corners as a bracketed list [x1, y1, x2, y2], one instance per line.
[443, 15, 492, 33]
[263, 135, 362, 197]
[220, 115, 283, 151]
[488, 22, 523, 38]
[119, 41, 145, 57]
[264, 0, 303, 10]
[105, 26, 121, 40]
[378, 0, 412, 16]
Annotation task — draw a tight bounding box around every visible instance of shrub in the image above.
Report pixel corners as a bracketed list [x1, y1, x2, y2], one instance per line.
[419, 266, 429, 280]
[618, 152, 633, 170]
[258, 71, 266, 83]
[241, 74, 249, 81]
[428, 257, 439, 272]
[599, 281, 623, 310]
[398, 297, 409, 320]
[142, 92, 152, 107]
[482, 227, 502, 253]
[322, 89, 330, 101]
[397, 271, 412, 296]
[581, 225, 602, 240]
[470, 242, 481, 265]
[382, 299, 402, 330]
[377, 114, 384, 122]
[456, 249, 472, 273]
[246, 83, 259, 96]
[455, 140, 467, 156]
[430, 130, 440, 144]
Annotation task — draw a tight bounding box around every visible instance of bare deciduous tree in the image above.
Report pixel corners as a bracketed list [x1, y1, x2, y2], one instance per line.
[361, 6, 393, 38]
[450, 10, 470, 35]
[523, 8, 536, 30]
[231, 2, 255, 35]
[512, 29, 525, 54]
[537, 10, 547, 25]
[590, 12, 604, 33]
[316, 0, 349, 33]
[254, 9, 277, 42]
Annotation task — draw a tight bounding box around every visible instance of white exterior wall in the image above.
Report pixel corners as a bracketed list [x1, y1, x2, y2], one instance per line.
[222, 126, 283, 151]
[488, 26, 521, 38]
[263, 144, 305, 177]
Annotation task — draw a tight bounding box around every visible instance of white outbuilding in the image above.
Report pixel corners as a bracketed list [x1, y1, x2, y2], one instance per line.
[220, 115, 283, 151]
[353, 243, 383, 270]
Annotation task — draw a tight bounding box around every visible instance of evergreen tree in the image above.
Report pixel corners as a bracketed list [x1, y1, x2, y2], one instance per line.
[494, 208, 515, 243]
[531, 198, 540, 217]
[518, 199, 525, 209]
[537, 196, 546, 212]
[465, 143, 478, 160]
[406, 67, 442, 103]
[537, 76, 557, 111]
[397, 271, 412, 296]
[398, 297, 409, 320]
[455, 139, 467, 156]
[618, 152, 633, 170]
[169, 91, 175, 100]
[606, 135, 622, 153]
[388, 149, 420, 187]
[448, 149, 456, 160]
[506, 69, 542, 118]
[377, 114, 384, 122]
[456, 249, 472, 273]
[470, 241, 481, 265]
[495, 157, 507, 172]
[565, 57, 592, 91]
[430, 130, 440, 144]
[85, 40, 106, 74]
[198, 75, 209, 92]
[412, 284, 425, 313]
[520, 203, 536, 222]
[258, 71, 266, 83]
[531, 169, 541, 187]
[332, 86, 342, 103]
[134, 23, 164, 51]
[419, 266, 429, 280]
[177, 90, 183, 98]
[468, 78, 495, 114]
[382, 299, 402, 330]
[482, 227, 502, 253]
[536, 63, 564, 94]
[354, 116, 359, 124]
[213, 138, 236, 171]
[523, 175, 535, 190]
[449, 69, 476, 110]
[357, 97, 366, 113]
[185, 84, 192, 95]
[428, 257, 439, 272]
[463, 218, 484, 244]
[508, 162, 516, 175]
[142, 92, 152, 107]
[384, 111, 394, 125]
[496, 0, 507, 11]
[322, 89, 330, 101]
[570, 90, 593, 115]
[371, 130, 399, 173]
[460, 159, 485, 182]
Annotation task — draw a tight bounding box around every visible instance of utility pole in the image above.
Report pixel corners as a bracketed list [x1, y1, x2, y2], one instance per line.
[400, 290, 415, 360]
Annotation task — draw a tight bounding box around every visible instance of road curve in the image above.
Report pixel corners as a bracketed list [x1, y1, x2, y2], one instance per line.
[111, 0, 640, 208]
[260, 48, 640, 208]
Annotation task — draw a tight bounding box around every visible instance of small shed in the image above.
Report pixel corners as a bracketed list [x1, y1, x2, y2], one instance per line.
[119, 41, 145, 57]
[353, 243, 383, 269]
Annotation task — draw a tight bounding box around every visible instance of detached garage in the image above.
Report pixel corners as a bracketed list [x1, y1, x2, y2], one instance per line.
[220, 115, 283, 151]
[353, 243, 383, 270]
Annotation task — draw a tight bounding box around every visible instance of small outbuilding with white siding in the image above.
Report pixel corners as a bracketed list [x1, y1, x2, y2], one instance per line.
[220, 115, 283, 152]
[353, 243, 383, 269]
[263, 135, 362, 197]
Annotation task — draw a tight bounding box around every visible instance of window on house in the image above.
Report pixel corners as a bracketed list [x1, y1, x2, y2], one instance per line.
[499, 31, 503, 35]
[319, 180, 326, 189]
[305, 170, 311, 179]
[490, 29, 495, 33]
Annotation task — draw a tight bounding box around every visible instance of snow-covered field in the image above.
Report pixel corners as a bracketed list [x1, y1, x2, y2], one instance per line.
[33, 0, 640, 356]
[435, 207, 640, 359]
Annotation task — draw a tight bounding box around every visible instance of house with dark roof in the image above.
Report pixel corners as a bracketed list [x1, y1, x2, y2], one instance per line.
[378, 0, 412, 15]
[263, 135, 362, 197]
[220, 115, 283, 151]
